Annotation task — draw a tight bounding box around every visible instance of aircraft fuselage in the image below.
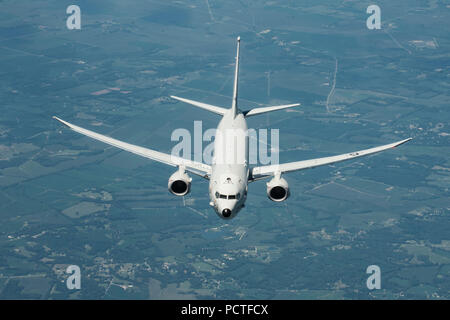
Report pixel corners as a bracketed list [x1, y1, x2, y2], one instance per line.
[209, 111, 249, 219]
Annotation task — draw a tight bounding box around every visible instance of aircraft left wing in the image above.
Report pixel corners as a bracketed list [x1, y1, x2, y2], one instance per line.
[250, 138, 412, 180]
[53, 116, 211, 179]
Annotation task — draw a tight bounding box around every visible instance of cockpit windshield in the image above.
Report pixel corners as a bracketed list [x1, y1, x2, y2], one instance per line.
[215, 192, 241, 200]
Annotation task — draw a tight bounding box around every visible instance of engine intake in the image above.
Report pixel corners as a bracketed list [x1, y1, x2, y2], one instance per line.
[168, 169, 191, 196]
[267, 176, 289, 202]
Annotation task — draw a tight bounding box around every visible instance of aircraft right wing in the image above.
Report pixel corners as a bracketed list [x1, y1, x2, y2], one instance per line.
[53, 116, 211, 179]
[250, 138, 412, 180]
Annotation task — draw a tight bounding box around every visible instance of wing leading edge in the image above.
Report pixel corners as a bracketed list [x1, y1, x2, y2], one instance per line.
[250, 138, 412, 180]
[53, 116, 211, 179]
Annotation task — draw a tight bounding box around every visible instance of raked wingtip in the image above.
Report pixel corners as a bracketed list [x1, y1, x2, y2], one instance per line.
[53, 116, 71, 128]
[393, 137, 413, 148]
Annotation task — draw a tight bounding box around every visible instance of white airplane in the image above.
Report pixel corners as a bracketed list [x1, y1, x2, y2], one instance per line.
[54, 37, 411, 219]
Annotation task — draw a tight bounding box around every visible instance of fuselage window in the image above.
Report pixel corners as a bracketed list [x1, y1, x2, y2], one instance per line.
[215, 191, 219, 198]
[228, 194, 236, 200]
[219, 194, 227, 199]
[236, 193, 240, 200]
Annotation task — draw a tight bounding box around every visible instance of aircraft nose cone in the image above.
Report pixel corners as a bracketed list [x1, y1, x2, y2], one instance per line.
[222, 208, 232, 218]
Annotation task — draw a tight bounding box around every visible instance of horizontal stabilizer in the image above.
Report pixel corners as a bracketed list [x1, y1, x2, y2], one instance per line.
[170, 96, 227, 116]
[243, 103, 300, 117]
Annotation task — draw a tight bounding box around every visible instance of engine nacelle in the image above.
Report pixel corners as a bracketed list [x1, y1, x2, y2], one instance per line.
[168, 169, 192, 196]
[266, 176, 290, 202]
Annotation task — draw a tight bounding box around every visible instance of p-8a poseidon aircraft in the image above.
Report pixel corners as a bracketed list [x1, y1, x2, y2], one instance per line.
[54, 37, 411, 219]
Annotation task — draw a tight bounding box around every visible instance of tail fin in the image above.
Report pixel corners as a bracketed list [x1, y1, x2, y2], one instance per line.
[231, 36, 240, 118]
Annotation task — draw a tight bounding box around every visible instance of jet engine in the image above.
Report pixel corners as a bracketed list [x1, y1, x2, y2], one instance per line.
[168, 169, 192, 196]
[266, 175, 289, 202]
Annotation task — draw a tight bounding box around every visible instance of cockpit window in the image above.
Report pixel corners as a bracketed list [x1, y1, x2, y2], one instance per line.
[217, 193, 240, 200]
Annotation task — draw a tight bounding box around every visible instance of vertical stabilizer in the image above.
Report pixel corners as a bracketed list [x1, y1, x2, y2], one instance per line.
[231, 36, 240, 117]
